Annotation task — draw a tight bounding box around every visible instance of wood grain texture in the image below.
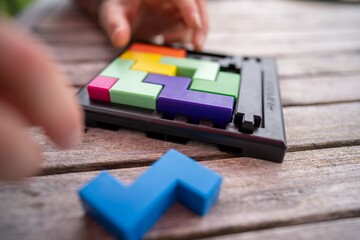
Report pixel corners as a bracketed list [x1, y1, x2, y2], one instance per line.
[204, 217, 360, 240]
[0, 146, 359, 240]
[32, 126, 233, 175]
[51, 45, 118, 62]
[16, 0, 64, 28]
[284, 102, 360, 151]
[278, 52, 360, 78]
[36, 0, 96, 30]
[23, 102, 359, 174]
[281, 74, 360, 106]
[6, 0, 360, 239]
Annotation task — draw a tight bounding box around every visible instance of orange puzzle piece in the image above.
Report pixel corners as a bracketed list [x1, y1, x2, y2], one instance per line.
[129, 43, 186, 58]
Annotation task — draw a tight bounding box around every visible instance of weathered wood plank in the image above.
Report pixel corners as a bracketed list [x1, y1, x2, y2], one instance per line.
[35, 0, 96, 29]
[50, 45, 118, 62]
[208, 18, 360, 34]
[33, 126, 233, 175]
[207, 0, 360, 18]
[37, 28, 109, 45]
[281, 74, 360, 106]
[204, 217, 360, 240]
[284, 102, 360, 151]
[206, 40, 360, 57]
[0, 146, 359, 240]
[24, 102, 359, 174]
[16, 0, 64, 29]
[278, 53, 360, 78]
[208, 31, 360, 44]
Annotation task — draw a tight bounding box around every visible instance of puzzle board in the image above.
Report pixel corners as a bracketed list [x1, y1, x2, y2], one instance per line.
[77, 43, 287, 163]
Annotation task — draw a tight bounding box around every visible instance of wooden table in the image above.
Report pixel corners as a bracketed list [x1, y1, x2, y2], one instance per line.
[1, 0, 360, 239]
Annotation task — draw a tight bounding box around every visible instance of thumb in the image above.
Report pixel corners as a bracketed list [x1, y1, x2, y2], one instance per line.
[99, 0, 131, 48]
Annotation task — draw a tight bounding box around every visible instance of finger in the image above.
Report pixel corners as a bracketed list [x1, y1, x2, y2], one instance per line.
[0, 100, 42, 180]
[193, 0, 208, 51]
[172, 0, 202, 29]
[164, 27, 193, 45]
[0, 20, 83, 150]
[196, 0, 208, 33]
[99, 0, 131, 48]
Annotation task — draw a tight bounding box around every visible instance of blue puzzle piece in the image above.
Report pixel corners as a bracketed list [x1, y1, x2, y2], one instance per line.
[78, 149, 223, 240]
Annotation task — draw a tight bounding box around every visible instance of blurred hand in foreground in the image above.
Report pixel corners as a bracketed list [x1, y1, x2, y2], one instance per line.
[0, 20, 83, 180]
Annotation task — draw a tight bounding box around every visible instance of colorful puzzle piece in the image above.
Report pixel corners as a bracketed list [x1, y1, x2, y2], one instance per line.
[190, 71, 241, 99]
[121, 50, 176, 76]
[129, 42, 186, 57]
[160, 56, 220, 81]
[87, 43, 240, 128]
[98, 58, 162, 109]
[144, 74, 234, 128]
[78, 149, 222, 240]
[87, 76, 117, 102]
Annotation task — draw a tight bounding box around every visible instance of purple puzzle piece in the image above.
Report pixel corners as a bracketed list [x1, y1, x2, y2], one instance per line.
[144, 73, 234, 128]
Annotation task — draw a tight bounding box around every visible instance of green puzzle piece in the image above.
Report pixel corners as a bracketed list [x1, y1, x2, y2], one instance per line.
[100, 58, 162, 110]
[190, 71, 241, 99]
[160, 57, 220, 81]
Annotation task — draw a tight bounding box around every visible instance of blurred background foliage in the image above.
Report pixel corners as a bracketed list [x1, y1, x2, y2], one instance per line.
[0, 0, 33, 17]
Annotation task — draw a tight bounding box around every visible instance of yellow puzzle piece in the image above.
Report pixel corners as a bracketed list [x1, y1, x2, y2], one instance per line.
[120, 50, 176, 76]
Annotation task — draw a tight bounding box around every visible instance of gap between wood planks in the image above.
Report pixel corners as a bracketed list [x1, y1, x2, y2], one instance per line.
[282, 100, 360, 108]
[37, 139, 360, 177]
[187, 215, 360, 240]
[39, 151, 234, 176]
[200, 217, 360, 240]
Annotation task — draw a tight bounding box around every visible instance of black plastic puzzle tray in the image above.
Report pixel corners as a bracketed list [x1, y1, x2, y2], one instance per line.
[77, 42, 287, 163]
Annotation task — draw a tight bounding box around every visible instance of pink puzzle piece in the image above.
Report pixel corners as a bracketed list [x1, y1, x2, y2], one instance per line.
[87, 76, 118, 102]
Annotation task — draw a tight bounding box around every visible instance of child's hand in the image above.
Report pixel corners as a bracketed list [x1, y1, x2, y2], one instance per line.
[79, 0, 208, 50]
[0, 20, 83, 180]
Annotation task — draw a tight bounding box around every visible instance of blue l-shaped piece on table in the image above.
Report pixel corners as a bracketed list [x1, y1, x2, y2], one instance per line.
[78, 149, 223, 240]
